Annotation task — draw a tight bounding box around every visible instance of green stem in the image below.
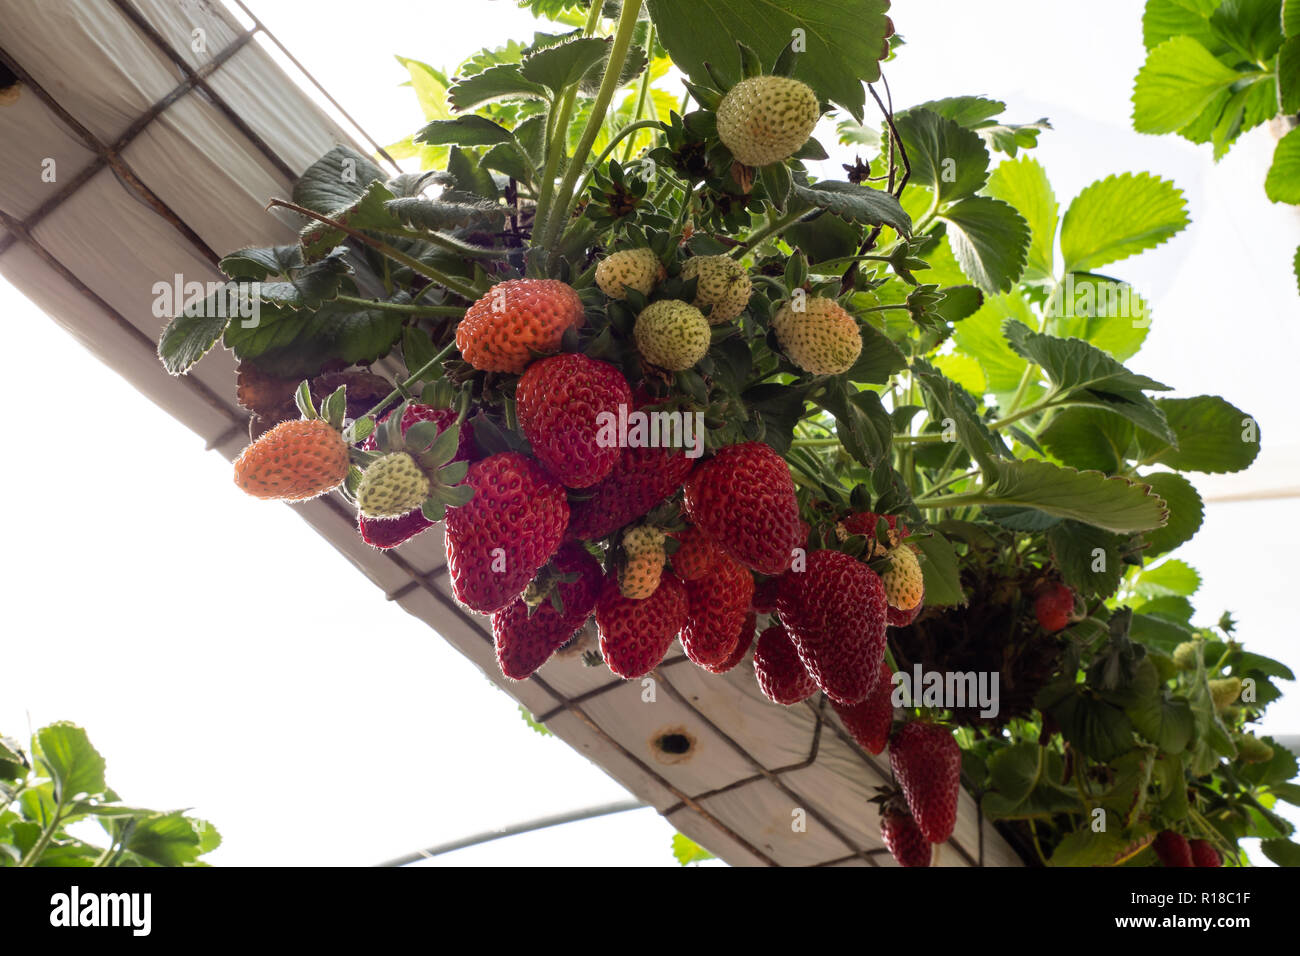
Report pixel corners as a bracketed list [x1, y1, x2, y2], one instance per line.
[361, 340, 460, 423]
[989, 394, 1061, 431]
[913, 490, 992, 510]
[532, 0, 606, 247]
[335, 295, 465, 318]
[790, 437, 841, 448]
[264, 199, 481, 301]
[620, 23, 655, 163]
[543, 0, 645, 251]
[859, 304, 912, 314]
[18, 802, 64, 867]
[729, 207, 809, 258]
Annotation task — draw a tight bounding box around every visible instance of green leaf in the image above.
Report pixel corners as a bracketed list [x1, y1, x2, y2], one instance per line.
[1134, 395, 1261, 473]
[1060, 173, 1190, 273]
[981, 459, 1169, 533]
[1039, 406, 1136, 473]
[1139, 473, 1205, 556]
[219, 244, 303, 280]
[913, 360, 1008, 472]
[985, 156, 1058, 281]
[124, 812, 203, 866]
[817, 385, 894, 469]
[1135, 558, 1201, 597]
[951, 291, 1034, 392]
[1046, 521, 1130, 599]
[1143, 0, 1224, 50]
[1210, 0, 1285, 62]
[1287, 0, 1300, 36]
[519, 706, 553, 737]
[895, 109, 991, 202]
[223, 297, 404, 377]
[1132, 36, 1242, 134]
[1050, 275, 1151, 361]
[1051, 690, 1134, 761]
[645, 0, 892, 120]
[157, 307, 230, 376]
[1047, 826, 1137, 866]
[1003, 321, 1176, 443]
[414, 116, 514, 147]
[34, 723, 106, 803]
[521, 36, 612, 92]
[844, 322, 908, 384]
[292, 145, 384, 215]
[790, 181, 912, 236]
[671, 832, 716, 865]
[939, 196, 1031, 294]
[448, 63, 548, 111]
[1280, 37, 1300, 112]
[914, 531, 966, 606]
[1265, 127, 1300, 203]
[1261, 839, 1300, 866]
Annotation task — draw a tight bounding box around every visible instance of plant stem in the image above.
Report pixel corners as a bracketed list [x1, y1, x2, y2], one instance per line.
[361, 340, 460, 423]
[989, 394, 1061, 431]
[264, 199, 482, 301]
[18, 803, 63, 867]
[532, 0, 606, 246]
[729, 207, 809, 258]
[621, 23, 655, 163]
[913, 490, 991, 509]
[542, 0, 645, 251]
[335, 295, 465, 317]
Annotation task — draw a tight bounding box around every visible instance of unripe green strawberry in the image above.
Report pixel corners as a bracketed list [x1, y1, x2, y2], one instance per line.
[357, 452, 431, 518]
[716, 75, 821, 167]
[596, 248, 664, 300]
[620, 526, 666, 600]
[634, 300, 711, 370]
[1209, 676, 1242, 713]
[772, 295, 862, 375]
[1173, 641, 1199, 671]
[681, 255, 752, 323]
[1235, 733, 1273, 763]
[881, 544, 924, 611]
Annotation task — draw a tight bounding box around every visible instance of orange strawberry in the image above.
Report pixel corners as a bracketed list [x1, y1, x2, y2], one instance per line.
[233, 418, 349, 501]
[455, 279, 585, 374]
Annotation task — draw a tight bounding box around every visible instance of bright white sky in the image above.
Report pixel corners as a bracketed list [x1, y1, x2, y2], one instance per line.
[2, 0, 1297, 866]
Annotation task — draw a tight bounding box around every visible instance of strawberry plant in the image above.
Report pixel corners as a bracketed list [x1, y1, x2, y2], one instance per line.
[0, 722, 218, 867]
[158, 0, 1297, 867]
[1130, 0, 1299, 291]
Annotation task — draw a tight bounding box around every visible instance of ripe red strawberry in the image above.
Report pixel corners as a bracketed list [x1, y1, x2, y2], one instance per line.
[1153, 830, 1194, 867]
[751, 575, 783, 614]
[889, 721, 961, 844]
[714, 610, 757, 674]
[456, 279, 585, 374]
[886, 588, 924, 627]
[1035, 582, 1074, 632]
[492, 544, 602, 680]
[1189, 839, 1221, 868]
[832, 660, 894, 754]
[595, 571, 688, 678]
[881, 805, 931, 867]
[776, 550, 887, 705]
[753, 624, 818, 705]
[233, 418, 350, 500]
[566, 444, 694, 541]
[683, 442, 802, 575]
[671, 525, 724, 582]
[515, 353, 632, 488]
[358, 509, 435, 550]
[681, 550, 754, 671]
[444, 453, 569, 614]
